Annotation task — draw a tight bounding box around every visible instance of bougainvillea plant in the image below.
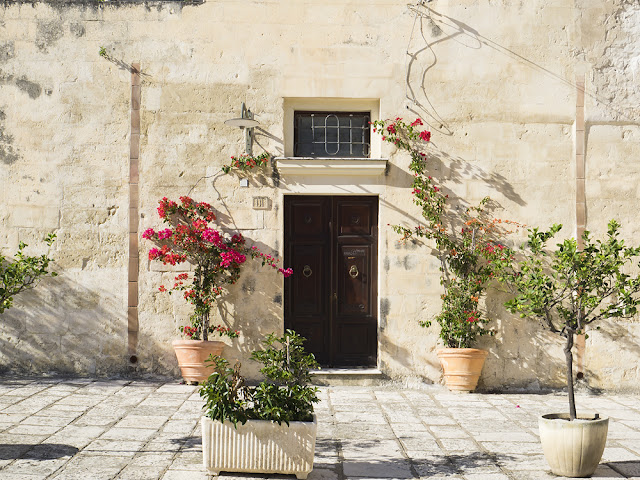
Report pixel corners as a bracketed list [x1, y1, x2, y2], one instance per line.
[143, 196, 292, 341]
[372, 118, 518, 348]
[221, 152, 270, 174]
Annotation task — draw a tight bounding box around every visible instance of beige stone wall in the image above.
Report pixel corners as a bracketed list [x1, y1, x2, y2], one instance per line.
[0, 0, 638, 390]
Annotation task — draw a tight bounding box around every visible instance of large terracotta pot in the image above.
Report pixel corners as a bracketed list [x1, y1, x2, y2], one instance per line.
[539, 413, 609, 477]
[436, 348, 488, 392]
[172, 339, 225, 384]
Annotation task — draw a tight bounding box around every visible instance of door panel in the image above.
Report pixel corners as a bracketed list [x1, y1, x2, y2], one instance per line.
[337, 203, 372, 236]
[291, 244, 326, 316]
[285, 196, 378, 367]
[338, 245, 370, 315]
[291, 202, 327, 236]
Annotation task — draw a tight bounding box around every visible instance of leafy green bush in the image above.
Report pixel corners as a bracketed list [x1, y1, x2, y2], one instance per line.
[1, 234, 57, 314]
[200, 330, 319, 426]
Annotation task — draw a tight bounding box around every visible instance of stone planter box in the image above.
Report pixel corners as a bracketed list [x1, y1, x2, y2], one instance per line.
[201, 414, 317, 479]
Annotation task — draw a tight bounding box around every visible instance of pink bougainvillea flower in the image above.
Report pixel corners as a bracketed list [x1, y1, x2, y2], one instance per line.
[157, 228, 173, 240]
[142, 228, 156, 239]
[419, 130, 431, 142]
[279, 267, 294, 278]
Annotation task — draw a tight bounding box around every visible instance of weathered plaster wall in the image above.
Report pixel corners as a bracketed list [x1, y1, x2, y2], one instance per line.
[0, 0, 639, 390]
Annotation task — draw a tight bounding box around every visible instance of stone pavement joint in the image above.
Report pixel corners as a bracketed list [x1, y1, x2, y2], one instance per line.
[0, 377, 638, 479]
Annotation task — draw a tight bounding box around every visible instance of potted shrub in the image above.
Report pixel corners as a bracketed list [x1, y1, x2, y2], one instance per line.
[200, 330, 319, 479]
[372, 118, 517, 391]
[419, 199, 516, 392]
[143, 196, 292, 383]
[500, 220, 640, 477]
[1, 233, 57, 314]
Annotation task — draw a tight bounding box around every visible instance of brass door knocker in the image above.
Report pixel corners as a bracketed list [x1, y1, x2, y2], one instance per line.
[303, 265, 313, 278]
[349, 265, 359, 278]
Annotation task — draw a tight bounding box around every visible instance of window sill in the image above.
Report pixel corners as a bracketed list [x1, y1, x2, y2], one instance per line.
[275, 157, 387, 176]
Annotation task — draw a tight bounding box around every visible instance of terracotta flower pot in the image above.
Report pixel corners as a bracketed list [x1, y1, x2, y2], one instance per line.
[172, 339, 225, 384]
[436, 348, 488, 392]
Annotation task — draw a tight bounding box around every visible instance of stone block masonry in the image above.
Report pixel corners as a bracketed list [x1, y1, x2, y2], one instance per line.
[0, 0, 639, 391]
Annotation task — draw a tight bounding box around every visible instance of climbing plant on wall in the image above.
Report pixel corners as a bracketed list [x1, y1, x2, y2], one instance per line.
[372, 118, 518, 348]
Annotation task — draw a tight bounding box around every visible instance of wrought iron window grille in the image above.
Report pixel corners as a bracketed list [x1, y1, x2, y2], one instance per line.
[294, 112, 371, 158]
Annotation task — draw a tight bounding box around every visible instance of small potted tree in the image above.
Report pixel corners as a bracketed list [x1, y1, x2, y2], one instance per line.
[200, 330, 319, 479]
[143, 196, 292, 383]
[500, 220, 640, 477]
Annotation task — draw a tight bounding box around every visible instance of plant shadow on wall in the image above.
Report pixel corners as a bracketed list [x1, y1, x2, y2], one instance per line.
[404, 3, 574, 131]
[97, 47, 150, 77]
[406, 3, 637, 124]
[0, 275, 129, 376]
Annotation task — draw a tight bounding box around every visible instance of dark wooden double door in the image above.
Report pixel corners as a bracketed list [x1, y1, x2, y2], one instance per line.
[284, 196, 378, 367]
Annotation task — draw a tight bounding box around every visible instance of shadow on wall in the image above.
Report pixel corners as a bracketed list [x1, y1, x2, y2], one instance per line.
[478, 288, 606, 392]
[379, 336, 439, 386]
[0, 268, 190, 376]
[404, 4, 584, 135]
[0, 271, 189, 379]
[408, 4, 638, 126]
[0, 274, 132, 376]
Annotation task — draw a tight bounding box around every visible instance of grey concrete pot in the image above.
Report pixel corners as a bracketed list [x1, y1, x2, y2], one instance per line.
[539, 413, 609, 477]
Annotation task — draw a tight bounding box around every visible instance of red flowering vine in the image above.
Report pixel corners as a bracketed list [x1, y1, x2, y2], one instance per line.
[221, 152, 270, 174]
[144, 196, 292, 340]
[372, 118, 520, 348]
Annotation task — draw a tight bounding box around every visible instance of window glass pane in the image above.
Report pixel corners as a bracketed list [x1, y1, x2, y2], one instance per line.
[294, 112, 370, 158]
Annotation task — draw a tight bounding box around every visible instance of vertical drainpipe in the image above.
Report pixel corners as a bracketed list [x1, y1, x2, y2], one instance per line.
[575, 75, 586, 379]
[128, 63, 141, 367]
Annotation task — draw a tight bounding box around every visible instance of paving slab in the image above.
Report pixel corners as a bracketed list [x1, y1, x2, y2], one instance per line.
[0, 378, 639, 479]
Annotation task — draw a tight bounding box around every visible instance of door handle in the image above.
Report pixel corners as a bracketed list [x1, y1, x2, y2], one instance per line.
[349, 265, 359, 278]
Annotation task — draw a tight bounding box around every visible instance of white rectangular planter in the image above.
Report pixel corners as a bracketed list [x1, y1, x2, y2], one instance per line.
[201, 414, 317, 479]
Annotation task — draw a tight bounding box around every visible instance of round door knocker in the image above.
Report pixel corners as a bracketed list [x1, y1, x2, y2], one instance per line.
[349, 265, 359, 278]
[303, 265, 313, 278]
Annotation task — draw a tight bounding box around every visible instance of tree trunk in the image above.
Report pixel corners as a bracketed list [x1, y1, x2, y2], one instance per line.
[565, 332, 576, 420]
[202, 310, 209, 341]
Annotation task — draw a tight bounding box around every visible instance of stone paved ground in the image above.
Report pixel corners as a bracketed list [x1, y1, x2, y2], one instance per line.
[0, 378, 638, 479]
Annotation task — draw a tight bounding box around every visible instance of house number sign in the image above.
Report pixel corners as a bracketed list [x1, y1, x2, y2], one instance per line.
[252, 197, 271, 210]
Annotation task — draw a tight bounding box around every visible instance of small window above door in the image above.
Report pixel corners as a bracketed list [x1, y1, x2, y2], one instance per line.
[277, 99, 386, 177]
[294, 112, 371, 158]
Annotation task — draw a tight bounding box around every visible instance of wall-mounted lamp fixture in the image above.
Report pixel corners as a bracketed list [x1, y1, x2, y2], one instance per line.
[224, 103, 260, 155]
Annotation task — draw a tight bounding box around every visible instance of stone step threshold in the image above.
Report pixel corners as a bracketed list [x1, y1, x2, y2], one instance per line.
[311, 368, 387, 386]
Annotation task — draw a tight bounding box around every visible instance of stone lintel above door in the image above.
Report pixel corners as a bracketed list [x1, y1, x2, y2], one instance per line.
[275, 157, 387, 176]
